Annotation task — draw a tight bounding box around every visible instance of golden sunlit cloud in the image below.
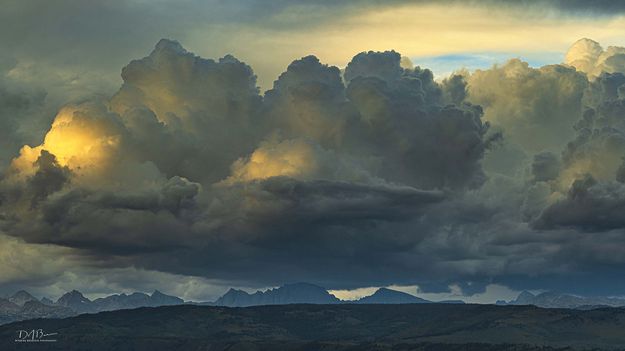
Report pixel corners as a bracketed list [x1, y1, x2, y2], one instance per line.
[226, 138, 321, 183]
[9, 104, 124, 182]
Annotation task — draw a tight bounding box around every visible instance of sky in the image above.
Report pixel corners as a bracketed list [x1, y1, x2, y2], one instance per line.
[2, 0, 625, 302]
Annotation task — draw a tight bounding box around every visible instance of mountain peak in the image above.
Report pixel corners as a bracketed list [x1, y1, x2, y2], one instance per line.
[66, 290, 88, 298]
[40, 297, 55, 306]
[150, 290, 183, 305]
[357, 288, 430, 304]
[9, 290, 38, 306]
[513, 290, 537, 305]
[375, 287, 394, 294]
[0, 298, 21, 312]
[223, 288, 247, 296]
[57, 290, 92, 312]
[11, 290, 35, 298]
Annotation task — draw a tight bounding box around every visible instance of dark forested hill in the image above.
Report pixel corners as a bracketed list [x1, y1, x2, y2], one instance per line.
[1, 304, 624, 350]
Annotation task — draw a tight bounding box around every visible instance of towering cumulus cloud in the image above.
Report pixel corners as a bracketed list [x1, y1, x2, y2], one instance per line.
[110, 39, 263, 183]
[3, 37, 625, 297]
[467, 59, 587, 155]
[533, 70, 625, 232]
[565, 38, 625, 78]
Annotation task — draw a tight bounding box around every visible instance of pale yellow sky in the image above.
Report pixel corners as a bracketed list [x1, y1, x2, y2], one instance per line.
[185, 3, 625, 89]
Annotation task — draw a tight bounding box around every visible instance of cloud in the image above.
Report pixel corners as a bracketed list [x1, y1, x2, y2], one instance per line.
[531, 152, 561, 182]
[6, 37, 625, 299]
[225, 138, 376, 184]
[0, 233, 74, 292]
[532, 71, 625, 233]
[111, 39, 264, 184]
[0, 61, 49, 169]
[263, 55, 352, 147]
[534, 175, 625, 231]
[4, 0, 625, 304]
[261, 50, 493, 190]
[344, 54, 492, 190]
[0, 39, 499, 293]
[467, 59, 587, 155]
[1, 176, 201, 254]
[111, 39, 261, 130]
[4, 0, 625, 95]
[9, 102, 127, 183]
[565, 38, 625, 78]
[0, 230, 237, 301]
[24, 150, 71, 208]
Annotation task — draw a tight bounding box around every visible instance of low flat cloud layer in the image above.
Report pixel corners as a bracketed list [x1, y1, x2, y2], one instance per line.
[2, 25, 625, 299]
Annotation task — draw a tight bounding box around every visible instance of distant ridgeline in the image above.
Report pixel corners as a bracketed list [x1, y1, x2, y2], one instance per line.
[0, 289, 183, 325]
[2, 283, 625, 325]
[501, 290, 625, 309]
[207, 283, 461, 307]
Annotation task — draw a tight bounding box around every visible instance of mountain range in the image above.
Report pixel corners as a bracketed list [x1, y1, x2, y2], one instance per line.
[0, 289, 183, 325]
[208, 283, 464, 307]
[0, 290, 73, 325]
[505, 290, 625, 309]
[4, 283, 625, 326]
[56, 289, 184, 313]
[211, 282, 341, 307]
[0, 283, 449, 325]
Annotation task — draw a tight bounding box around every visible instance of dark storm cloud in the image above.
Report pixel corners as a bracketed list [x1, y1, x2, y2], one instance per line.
[111, 39, 263, 183]
[546, 0, 625, 13]
[342, 51, 493, 190]
[263, 49, 493, 190]
[0, 39, 499, 294]
[2, 176, 201, 254]
[534, 176, 625, 231]
[465, 0, 625, 14]
[531, 152, 561, 182]
[245, 0, 625, 15]
[532, 72, 625, 233]
[592, 72, 625, 101]
[4, 36, 625, 298]
[0, 62, 48, 168]
[136, 178, 453, 289]
[263, 54, 353, 147]
[441, 74, 468, 106]
[345, 51, 406, 83]
[230, 0, 625, 15]
[26, 150, 71, 208]
[0, 0, 243, 69]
